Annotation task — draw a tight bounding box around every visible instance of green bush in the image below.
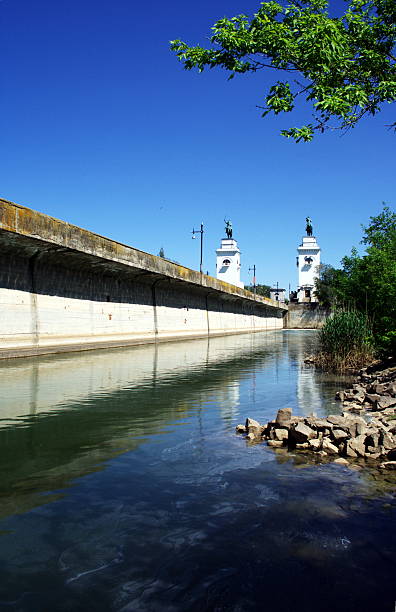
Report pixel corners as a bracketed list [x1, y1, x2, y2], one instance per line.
[317, 310, 374, 371]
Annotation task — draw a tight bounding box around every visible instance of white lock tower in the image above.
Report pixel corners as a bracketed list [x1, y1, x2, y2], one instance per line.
[297, 217, 321, 302]
[216, 220, 244, 289]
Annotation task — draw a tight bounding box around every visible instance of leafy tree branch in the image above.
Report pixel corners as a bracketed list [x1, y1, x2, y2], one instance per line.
[171, 0, 396, 141]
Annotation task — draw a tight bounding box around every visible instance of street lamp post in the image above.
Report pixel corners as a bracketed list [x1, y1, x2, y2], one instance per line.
[248, 265, 256, 297]
[192, 223, 204, 274]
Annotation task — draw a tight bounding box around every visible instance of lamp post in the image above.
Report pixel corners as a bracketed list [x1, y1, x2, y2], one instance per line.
[192, 223, 204, 274]
[248, 265, 256, 297]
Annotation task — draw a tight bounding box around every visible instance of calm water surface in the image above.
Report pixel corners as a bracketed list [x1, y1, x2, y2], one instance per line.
[0, 331, 395, 611]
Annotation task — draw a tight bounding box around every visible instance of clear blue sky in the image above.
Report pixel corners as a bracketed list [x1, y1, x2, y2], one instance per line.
[1, 0, 395, 291]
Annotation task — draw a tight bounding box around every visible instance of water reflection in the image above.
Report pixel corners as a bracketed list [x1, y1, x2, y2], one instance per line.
[0, 331, 394, 612]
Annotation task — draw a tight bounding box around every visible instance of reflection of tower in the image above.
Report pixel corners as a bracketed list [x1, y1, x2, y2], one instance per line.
[216, 238, 244, 288]
[286, 332, 322, 414]
[297, 232, 321, 303]
[297, 366, 322, 415]
[218, 382, 241, 422]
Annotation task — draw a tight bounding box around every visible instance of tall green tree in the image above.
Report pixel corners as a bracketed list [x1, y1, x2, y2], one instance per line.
[171, 0, 396, 141]
[314, 206, 396, 353]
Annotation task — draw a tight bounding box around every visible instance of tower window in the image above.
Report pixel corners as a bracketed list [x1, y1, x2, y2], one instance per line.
[222, 259, 231, 266]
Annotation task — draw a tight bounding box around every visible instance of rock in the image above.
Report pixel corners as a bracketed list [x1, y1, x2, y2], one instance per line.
[365, 393, 381, 404]
[386, 382, 396, 396]
[353, 384, 366, 393]
[352, 391, 366, 404]
[296, 442, 310, 449]
[246, 432, 258, 441]
[289, 422, 316, 444]
[326, 415, 361, 437]
[345, 440, 358, 458]
[333, 458, 349, 466]
[376, 396, 396, 411]
[327, 415, 347, 428]
[366, 452, 382, 460]
[317, 450, 328, 457]
[235, 424, 246, 434]
[245, 417, 264, 437]
[335, 391, 345, 401]
[262, 421, 276, 438]
[267, 440, 284, 448]
[322, 438, 339, 455]
[378, 461, 396, 470]
[379, 429, 395, 450]
[309, 439, 322, 451]
[332, 429, 349, 443]
[305, 417, 331, 430]
[373, 383, 387, 394]
[348, 434, 367, 458]
[246, 417, 262, 430]
[275, 407, 292, 428]
[274, 428, 289, 442]
[355, 421, 368, 436]
[387, 448, 396, 460]
[365, 428, 380, 447]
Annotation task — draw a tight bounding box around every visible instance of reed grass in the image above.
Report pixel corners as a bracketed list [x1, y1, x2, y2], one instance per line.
[315, 310, 374, 372]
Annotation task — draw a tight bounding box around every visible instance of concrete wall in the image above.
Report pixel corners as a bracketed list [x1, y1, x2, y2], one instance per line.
[0, 198, 287, 358]
[285, 303, 330, 329]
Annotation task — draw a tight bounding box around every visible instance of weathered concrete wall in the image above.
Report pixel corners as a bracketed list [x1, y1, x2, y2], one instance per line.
[285, 303, 330, 329]
[0, 198, 287, 358]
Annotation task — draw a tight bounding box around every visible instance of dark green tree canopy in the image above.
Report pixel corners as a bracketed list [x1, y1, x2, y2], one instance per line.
[314, 206, 396, 354]
[171, 0, 396, 141]
[245, 283, 271, 297]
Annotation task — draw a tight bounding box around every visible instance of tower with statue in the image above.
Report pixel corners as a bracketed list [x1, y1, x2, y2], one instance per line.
[216, 219, 244, 288]
[296, 217, 321, 303]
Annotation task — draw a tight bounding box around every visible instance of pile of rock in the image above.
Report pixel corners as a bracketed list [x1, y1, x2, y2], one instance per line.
[336, 363, 396, 414]
[236, 407, 396, 470]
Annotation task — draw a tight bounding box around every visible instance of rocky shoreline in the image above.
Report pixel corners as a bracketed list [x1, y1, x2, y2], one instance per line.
[236, 362, 396, 470]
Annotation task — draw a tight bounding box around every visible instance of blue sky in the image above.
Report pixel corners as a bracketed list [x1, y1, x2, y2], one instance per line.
[1, 0, 395, 291]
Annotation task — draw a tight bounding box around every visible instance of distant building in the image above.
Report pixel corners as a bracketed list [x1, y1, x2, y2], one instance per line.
[296, 225, 321, 303]
[270, 288, 286, 302]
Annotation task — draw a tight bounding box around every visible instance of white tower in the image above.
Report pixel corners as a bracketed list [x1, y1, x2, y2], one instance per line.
[216, 226, 244, 288]
[297, 219, 321, 302]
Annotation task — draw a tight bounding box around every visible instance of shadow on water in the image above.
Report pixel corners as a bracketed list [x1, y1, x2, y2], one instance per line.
[0, 331, 394, 611]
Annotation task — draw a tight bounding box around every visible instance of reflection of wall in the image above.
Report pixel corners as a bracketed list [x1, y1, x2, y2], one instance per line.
[0, 332, 281, 426]
[0, 330, 283, 519]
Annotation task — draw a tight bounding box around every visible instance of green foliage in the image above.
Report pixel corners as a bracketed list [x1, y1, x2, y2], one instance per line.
[317, 310, 374, 370]
[171, 0, 396, 141]
[314, 263, 343, 307]
[245, 283, 271, 297]
[314, 205, 396, 355]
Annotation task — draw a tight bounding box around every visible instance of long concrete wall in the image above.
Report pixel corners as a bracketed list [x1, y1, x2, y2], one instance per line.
[0, 198, 287, 358]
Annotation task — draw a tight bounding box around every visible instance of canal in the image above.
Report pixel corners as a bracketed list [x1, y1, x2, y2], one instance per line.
[0, 330, 394, 611]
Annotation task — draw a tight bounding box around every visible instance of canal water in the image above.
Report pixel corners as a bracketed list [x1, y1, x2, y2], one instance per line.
[0, 331, 394, 611]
